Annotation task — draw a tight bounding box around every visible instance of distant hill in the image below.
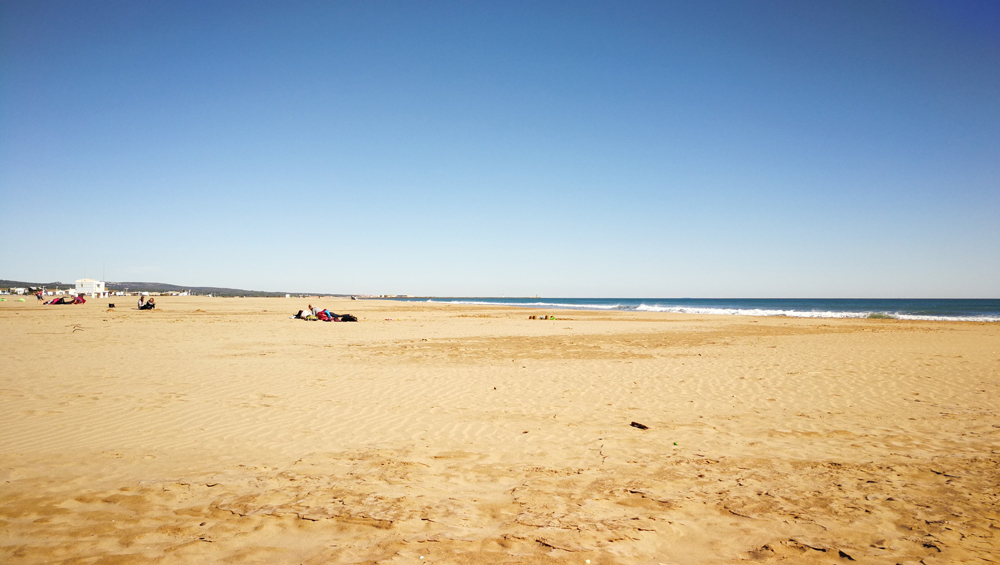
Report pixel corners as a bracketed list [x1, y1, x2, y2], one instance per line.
[1, 279, 346, 297]
[110, 281, 288, 297]
[0, 279, 73, 290]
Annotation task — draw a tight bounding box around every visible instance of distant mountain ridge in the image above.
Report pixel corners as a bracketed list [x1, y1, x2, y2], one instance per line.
[1, 279, 344, 297]
[1, 279, 72, 290]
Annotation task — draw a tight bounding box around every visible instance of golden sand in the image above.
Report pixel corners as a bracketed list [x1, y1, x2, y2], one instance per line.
[1, 296, 998, 564]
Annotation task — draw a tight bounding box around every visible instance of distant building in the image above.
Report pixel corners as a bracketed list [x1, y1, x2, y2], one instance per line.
[75, 279, 107, 297]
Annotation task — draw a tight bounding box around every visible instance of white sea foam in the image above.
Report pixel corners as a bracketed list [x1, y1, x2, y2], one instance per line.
[635, 304, 869, 318]
[893, 313, 1000, 322]
[417, 299, 1000, 322]
[635, 304, 1000, 322]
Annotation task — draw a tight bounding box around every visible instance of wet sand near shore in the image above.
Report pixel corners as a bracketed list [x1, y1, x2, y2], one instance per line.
[1, 296, 998, 564]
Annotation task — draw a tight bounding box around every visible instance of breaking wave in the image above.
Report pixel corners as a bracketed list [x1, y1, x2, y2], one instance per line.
[412, 298, 1000, 322]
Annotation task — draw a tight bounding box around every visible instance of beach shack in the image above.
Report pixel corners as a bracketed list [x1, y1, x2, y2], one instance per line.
[75, 278, 108, 298]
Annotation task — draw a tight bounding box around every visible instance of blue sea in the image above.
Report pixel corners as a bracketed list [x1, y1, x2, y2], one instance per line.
[392, 298, 1000, 322]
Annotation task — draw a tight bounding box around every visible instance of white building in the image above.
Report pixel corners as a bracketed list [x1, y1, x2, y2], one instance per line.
[75, 279, 107, 297]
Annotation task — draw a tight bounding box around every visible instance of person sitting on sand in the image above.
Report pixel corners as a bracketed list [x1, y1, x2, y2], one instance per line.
[140, 297, 155, 310]
[138, 296, 145, 309]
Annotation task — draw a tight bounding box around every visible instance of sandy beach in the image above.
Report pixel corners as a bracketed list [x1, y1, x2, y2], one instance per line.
[1, 296, 997, 564]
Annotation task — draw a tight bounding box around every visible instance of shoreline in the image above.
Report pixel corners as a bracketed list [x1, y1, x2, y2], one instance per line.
[387, 297, 1000, 323]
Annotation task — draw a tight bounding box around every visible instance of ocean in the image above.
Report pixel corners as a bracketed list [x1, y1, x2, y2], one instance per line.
[392, 297, 1000, 322]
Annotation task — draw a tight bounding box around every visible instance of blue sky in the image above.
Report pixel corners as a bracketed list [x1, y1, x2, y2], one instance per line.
[2, 0, 998, 297]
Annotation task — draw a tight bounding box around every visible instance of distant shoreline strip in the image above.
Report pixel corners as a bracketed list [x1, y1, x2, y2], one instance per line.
[395, 298, 1000, 323]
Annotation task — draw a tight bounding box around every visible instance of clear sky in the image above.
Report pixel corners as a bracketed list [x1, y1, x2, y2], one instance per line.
[2, 1, 998, 297]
